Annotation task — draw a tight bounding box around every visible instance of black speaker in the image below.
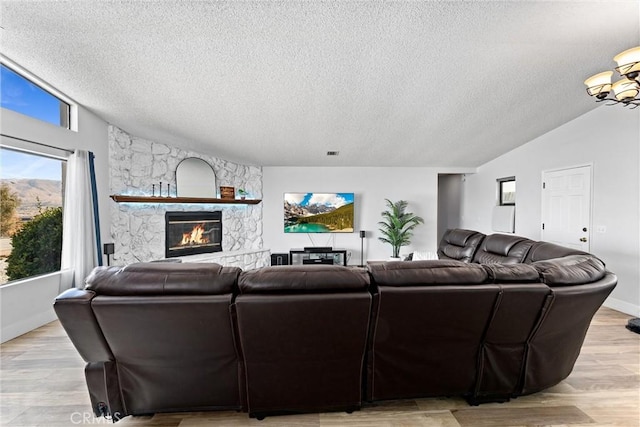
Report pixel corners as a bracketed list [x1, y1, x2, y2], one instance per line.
[271, 253, 289, 266]
[359, 230, 366, 266]
[103, 243, 115, 267]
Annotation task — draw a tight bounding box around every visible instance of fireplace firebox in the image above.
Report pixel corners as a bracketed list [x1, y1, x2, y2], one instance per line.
[165, 211, 222, 258]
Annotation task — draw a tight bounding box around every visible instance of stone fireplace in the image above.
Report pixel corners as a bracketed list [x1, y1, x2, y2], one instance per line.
[109, 125, 269, 269]
[165, 211, 222, 258]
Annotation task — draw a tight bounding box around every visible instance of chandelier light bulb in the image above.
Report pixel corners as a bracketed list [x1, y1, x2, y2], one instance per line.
[611, 78, 639, 102]
[584, 71, 613, 98]
[613, 46, 640, 79]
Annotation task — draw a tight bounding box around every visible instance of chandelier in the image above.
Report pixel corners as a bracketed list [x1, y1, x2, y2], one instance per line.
[584, 46, 640, 108]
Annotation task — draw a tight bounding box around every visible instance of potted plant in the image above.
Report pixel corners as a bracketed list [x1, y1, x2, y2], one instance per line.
[237, 188, 248, 200]
[378, 199, 424, 260]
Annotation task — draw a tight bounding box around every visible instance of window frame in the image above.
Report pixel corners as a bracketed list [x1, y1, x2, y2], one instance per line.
[0, 56, 78, 132]
[497, 176, 516, 206]
[1, 138, 69, 286]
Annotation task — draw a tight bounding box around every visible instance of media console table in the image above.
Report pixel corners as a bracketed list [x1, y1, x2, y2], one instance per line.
[289, 248, 348, 266]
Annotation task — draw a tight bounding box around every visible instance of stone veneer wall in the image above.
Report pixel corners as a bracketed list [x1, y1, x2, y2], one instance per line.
[109, 125, 264, 266]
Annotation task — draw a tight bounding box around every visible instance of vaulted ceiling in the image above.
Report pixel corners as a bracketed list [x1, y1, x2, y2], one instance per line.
[1, 1, 638, 167]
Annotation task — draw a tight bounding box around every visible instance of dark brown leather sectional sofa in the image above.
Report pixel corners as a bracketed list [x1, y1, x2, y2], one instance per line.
[53, 229, 617, 421]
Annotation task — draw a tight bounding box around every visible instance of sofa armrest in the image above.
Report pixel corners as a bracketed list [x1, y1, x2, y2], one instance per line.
[532, 255, 606, 286]
[53, 288, 114, 363]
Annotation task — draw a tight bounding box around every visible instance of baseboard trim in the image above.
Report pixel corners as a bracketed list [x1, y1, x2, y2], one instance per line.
[1, 309, 57, 343]
[603, 297, 640, 317]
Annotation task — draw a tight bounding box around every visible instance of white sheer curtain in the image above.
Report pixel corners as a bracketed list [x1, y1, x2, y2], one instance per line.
[61, 150, 98, 289]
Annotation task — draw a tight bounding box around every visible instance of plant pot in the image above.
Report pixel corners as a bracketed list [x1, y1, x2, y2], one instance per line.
[388, 257, 402, 261]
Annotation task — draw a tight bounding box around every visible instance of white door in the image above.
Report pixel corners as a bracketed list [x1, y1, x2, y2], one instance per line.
[541, 165, 591, 251]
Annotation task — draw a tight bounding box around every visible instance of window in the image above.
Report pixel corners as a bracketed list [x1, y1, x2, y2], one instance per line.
[0, 147, 66, 284]
[1, 64, 71, 128]
[498, 177, 516, 206]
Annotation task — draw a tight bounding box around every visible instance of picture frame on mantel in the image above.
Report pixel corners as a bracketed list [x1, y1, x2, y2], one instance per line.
[220, 186, 235, 199]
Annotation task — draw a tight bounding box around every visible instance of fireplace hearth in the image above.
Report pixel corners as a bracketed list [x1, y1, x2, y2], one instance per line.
[165, 211, 222, 258]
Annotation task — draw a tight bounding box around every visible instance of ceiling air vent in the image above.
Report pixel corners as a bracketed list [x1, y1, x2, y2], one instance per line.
[326, 151, 340, 156]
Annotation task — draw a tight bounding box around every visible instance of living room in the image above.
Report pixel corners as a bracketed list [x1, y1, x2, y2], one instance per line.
[1, 1, 639, 426]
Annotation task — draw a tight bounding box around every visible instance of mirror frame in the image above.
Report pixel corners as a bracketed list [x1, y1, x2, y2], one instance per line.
[175, 157, 217, 197]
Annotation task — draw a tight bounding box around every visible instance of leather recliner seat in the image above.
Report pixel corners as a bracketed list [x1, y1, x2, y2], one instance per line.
[233, 265, 371, 418]
[54, 262, 243, 419]
[365, 260, 500, 401]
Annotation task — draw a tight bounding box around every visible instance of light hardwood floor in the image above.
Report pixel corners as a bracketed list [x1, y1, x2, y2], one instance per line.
[1, 307, 638, 426]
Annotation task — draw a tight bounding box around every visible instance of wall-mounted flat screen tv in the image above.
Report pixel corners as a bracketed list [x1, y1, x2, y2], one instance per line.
[284, 193, 354, 233]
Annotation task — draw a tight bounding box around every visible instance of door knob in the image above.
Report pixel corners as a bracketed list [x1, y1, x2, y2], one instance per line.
[580, 237, 588, 242]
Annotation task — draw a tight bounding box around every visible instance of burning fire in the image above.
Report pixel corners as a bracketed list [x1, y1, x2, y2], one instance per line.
[181, 224, 210, 246]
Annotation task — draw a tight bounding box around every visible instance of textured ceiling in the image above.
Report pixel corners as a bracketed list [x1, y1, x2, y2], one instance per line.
[1, 1, 639, 167]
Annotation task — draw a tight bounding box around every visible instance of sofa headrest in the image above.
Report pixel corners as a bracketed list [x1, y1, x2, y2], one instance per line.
[525, 241, 591, 263]
[473, 234, 534, 264]
[482, 263, 540, 283]
[447, 229, 481, 246]
[85, 262, 240, 296]
[532, 255, 606, 286]
[437, 229, 485, 263]
[485, 235, 521, 256]
[238, 265, 370, 294]
[368, 260, 488, 286]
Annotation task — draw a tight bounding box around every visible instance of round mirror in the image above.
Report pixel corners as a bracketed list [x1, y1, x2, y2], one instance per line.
[176, 158, 217, 197]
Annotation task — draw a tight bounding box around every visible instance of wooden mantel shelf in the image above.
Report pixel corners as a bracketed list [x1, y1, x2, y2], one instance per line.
[110, 195, 261, 205]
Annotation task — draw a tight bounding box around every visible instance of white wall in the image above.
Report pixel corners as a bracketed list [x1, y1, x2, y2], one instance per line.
[0, 272, 62, 342]
[461, 106, 640, 316]
[263, 167, 445, 263]
[1, 106, 109, 342]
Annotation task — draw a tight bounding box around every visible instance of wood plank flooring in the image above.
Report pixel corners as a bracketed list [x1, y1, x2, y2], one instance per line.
[1, 307, 638, 426]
